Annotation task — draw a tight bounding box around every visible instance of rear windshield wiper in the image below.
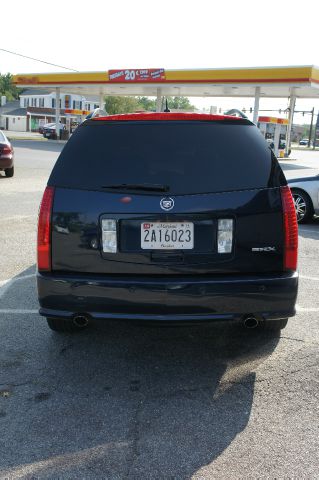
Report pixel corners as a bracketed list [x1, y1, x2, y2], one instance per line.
[101, 183, 170, 192]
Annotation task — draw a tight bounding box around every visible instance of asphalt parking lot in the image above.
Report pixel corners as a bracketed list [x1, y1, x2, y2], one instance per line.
[0, 141, 319, 478]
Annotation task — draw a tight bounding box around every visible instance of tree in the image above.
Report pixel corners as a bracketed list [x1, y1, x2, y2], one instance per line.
[103, 95, 196, 114]
[136, 96, 156, 111]
[0, 73, 20, 101]
[166, 96, 195, 111]
[104, 96, 141, 115]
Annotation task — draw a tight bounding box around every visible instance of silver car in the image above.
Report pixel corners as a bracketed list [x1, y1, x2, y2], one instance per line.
[288, 175, 319, 223]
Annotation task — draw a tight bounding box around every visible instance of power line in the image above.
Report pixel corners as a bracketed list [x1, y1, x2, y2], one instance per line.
[0, 48, 79, 72]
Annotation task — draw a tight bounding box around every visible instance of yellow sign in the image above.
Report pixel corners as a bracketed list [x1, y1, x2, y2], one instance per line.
[65, 109, 90, 116]
[12, 66, 319, 86]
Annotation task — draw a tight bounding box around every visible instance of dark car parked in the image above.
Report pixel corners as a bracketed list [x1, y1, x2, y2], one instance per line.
[43, 122, 65, 139]
[39, 122, 54, 134]
[0, 130, 14, 177]
[37, 112, 298, 334]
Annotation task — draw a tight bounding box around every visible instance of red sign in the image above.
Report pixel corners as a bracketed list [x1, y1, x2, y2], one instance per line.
[108, 69, 165, 82]
[16, 76, 39, 84]
[65, 95, 71, 109]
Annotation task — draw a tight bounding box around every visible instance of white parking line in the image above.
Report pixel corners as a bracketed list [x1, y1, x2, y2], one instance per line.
[298, 228, 319, 234]
[1, 307, 318, 315]
[0, 309, 38, 314]
[1, 273, 319, 315]
[299, 275, 319, 281]
[0, 215, 34, 222]
[0, 273, 35, 299]
[296, 305, 319, 313]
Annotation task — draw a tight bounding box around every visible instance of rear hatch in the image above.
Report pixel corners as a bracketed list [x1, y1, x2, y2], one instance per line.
[48, 116, 287, 275]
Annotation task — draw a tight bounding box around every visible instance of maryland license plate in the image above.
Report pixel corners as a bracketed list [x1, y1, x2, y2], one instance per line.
[141, 222, 194, 249]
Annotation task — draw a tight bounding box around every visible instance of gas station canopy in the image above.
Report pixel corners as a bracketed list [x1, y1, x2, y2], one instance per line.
[13, 65, 319, 98]
[12, 65, 319, 156]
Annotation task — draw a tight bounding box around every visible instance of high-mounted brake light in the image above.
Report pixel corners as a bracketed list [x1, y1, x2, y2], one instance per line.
[92, 112, 243, 122]
[37, 186, 55, 271]
[281, 186, 298, 271]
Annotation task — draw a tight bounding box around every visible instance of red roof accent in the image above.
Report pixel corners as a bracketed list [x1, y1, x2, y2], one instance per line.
[92, 112, 242, 122]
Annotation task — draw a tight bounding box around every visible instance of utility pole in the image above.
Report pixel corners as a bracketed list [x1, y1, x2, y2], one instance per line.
[313, 111, 319, 150]
[156, 88, 162, 112]
[285, 89, 296, 157]
[308, 107, 314, 148]
[55, 87, 60, 140]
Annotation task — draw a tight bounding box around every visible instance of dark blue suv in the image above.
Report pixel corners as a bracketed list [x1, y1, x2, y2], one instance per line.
[37, 112, 298, 333]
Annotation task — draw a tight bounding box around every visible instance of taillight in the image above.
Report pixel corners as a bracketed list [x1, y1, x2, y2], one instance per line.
[37, 186, 55, 271]
[2, 145, 12, 155]
[281, 186, 298, 271]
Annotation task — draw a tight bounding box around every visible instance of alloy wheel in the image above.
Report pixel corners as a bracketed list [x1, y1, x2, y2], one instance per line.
[292, 192, 307, 222]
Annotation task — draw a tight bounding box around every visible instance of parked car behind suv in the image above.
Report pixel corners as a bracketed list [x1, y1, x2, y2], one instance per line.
[37, 112, 298, 334]
[288, 175, 319, 223]
[39, 122, 54, 134]
[42, 122, 65, 139]
[0, 130, 14, 177]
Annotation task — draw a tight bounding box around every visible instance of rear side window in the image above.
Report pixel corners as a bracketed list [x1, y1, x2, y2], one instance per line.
[49, 120, 285, 194]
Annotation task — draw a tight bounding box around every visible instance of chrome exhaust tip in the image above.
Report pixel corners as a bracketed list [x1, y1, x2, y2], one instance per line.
[73, 314, 89, 328]
[243, 316, 259, 329]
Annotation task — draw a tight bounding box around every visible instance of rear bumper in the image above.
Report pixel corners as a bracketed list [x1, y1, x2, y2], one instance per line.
[38, 271, 298, 323]
[0, 156, 13, 169]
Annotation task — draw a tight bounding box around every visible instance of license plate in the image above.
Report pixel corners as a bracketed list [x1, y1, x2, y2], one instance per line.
[141, 222, 194, 249]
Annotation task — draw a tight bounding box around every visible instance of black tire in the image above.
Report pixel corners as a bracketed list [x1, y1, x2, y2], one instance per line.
[5, 166, 14, 177]
[46, 317, 86, 333]
[264, 318, 288, 331]
[291, 188, 314, 224]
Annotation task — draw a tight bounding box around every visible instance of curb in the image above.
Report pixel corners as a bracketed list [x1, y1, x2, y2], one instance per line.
[11, 137, 67, 144]
[278, 158, 297, 161]
[11, 137, 47, 141]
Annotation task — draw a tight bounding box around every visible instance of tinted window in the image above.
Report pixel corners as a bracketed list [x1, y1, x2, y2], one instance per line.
[49, 121, 285, 194]
[0, 131, 6, 142]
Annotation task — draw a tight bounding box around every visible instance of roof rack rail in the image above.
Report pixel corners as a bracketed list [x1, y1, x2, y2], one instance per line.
[224, 109, 248, 119]
[86, 108, 108, 120]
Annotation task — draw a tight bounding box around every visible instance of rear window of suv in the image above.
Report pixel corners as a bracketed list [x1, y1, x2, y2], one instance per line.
[48, 120, 285, 195]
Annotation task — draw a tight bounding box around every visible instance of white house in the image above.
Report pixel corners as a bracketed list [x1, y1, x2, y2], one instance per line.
[1, 89, 100, 132]
[19, 89, 99, 112]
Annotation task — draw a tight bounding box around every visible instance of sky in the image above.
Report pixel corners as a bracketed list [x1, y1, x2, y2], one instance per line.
[1, 0, 319, 124]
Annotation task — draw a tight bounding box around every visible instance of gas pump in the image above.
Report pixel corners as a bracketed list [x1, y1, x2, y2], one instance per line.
[257, 116, 289, 157]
